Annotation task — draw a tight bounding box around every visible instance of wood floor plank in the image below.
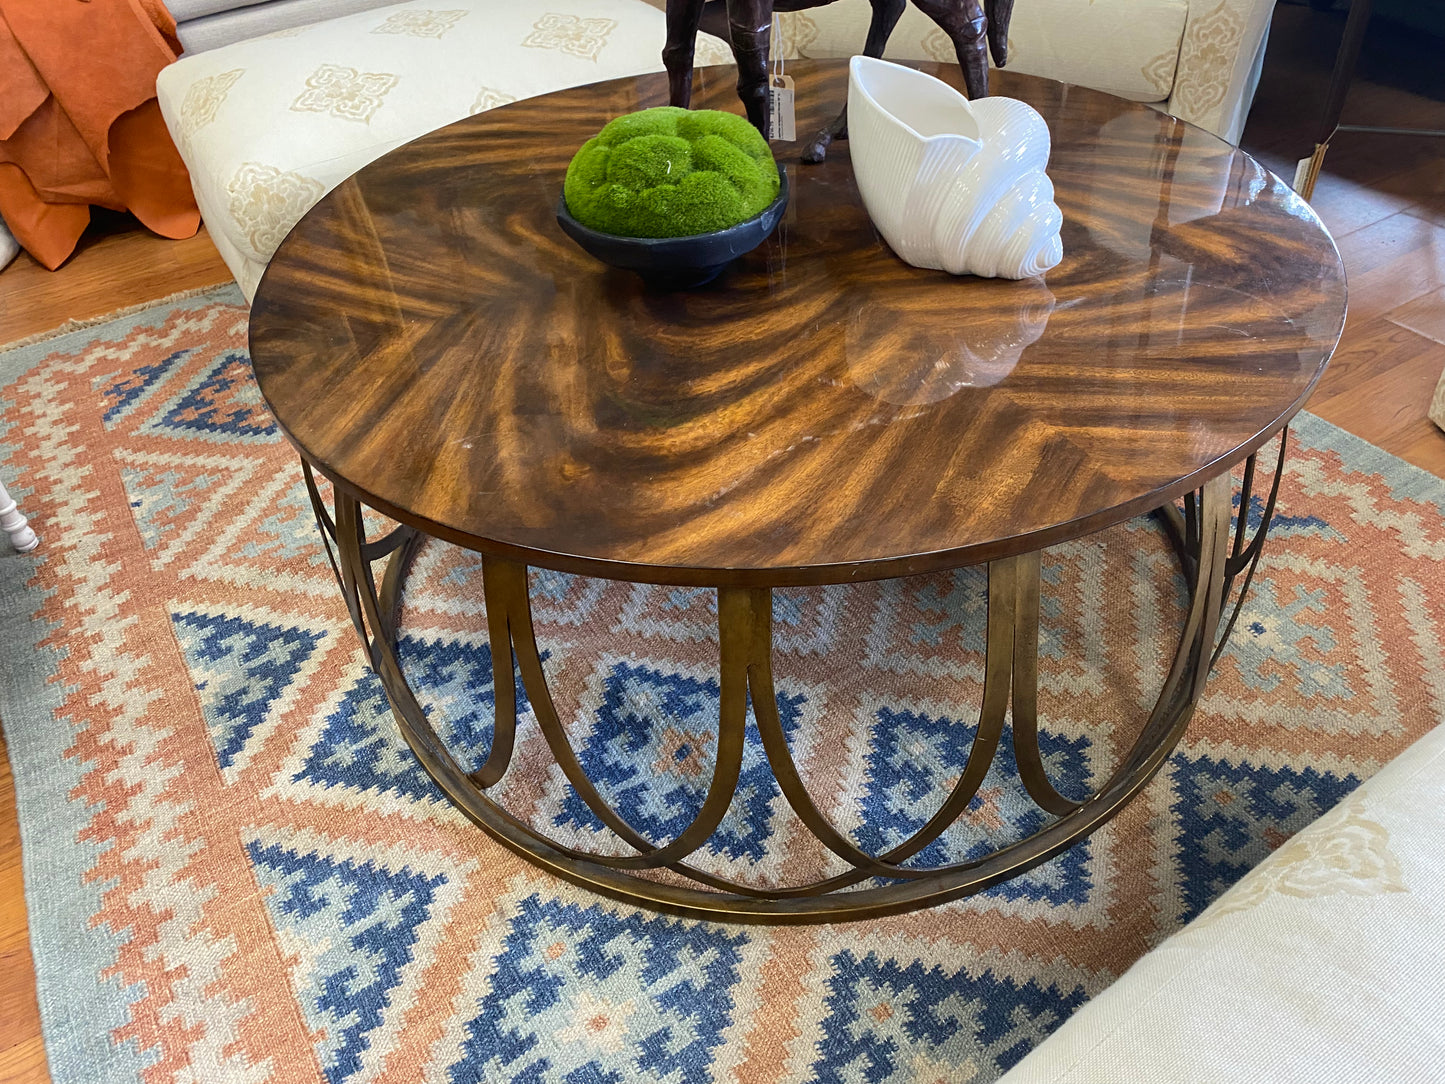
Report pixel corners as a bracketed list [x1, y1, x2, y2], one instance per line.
[1387, 286, 1445, 346]
[0, 217, 230, 346]
[1397, 423, 1445, 475]
[1310, 405, 1445, 478]
[1309, 316, 1435, 399]
[1332, 209, 1445, 277]
[0, 951, 45, 1058]
[1311, 318, 1445, 470]
[1307, 173, 1419, 239]
[1302, 129, 1445, 191]
[0, 728, 47, 1084]
[1378, 160, 1445, 228]
[0, 914, 32, 956]
[0, 1036, 47, 1084]
[1331, 211, 1445, 317]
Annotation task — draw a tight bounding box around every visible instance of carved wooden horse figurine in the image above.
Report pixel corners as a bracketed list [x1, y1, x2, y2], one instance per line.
[663, 0, 1015, 162]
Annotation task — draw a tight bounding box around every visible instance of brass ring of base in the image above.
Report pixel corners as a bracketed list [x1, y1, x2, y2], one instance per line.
[304, 435, 1286, 924]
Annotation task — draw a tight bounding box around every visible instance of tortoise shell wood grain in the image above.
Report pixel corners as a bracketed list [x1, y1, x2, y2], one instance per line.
[248, 60, 1347, 588]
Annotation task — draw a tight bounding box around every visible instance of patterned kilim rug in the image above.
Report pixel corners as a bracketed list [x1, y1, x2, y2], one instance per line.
[2, 285, 1443, 1084]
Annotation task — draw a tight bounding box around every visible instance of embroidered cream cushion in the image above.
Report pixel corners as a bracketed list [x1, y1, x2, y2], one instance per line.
[156, 0, 730, 299]
[996, 720, 1445, 1082]
[764, 0, 1272, 144]
[772, 0, 1189, 104]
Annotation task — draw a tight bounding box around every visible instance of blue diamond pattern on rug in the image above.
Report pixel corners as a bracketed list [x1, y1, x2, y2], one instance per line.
[1218, 577, 1352, 698]
[16, 290, 1445, 1084]
[528, 567, 610, 625]
[237, 475, 341, 567]
[611, 583, 719, 645]
[812, 950, 1089, 1084]
[248, 839, 448, 1084]
[122, 463, 223, 551]
[172, 611, 325, 770]
[143, 351, 277, 441]
[1171, 753, 1360, 921]
[862, 569, 988, 678]
[904, 568, 987, 652]
[855, 707, 1093, 904]
[402, 550, 612, 625]
[448, 895, 749, 1084]
[296, 634, 505, 803]
[1237, 490, 1339, 540]
[897, 564, 1068, 662]
[98, 347, 191, 425]
[553, 661, 806, 861]
[437, 552, 486, 590]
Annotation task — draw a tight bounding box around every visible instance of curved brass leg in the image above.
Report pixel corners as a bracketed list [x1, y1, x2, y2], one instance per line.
[318, 456, 1262, 923]
[1008, 551, 1081, 816]
[498, 557, 749, 872]
[1155, 431, 1290, 669]
[471, 558, 518, 788]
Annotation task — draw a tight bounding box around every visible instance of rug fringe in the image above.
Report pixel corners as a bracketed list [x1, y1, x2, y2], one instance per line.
[0, 283, 239, 354]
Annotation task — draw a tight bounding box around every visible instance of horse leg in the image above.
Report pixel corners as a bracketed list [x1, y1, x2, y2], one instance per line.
[911, 0, 989, 99]
[727, 0, 773, 137]
[664, 0, 708, 108]
[985, 0, 1013, 66]
[801, 0, 906, 162]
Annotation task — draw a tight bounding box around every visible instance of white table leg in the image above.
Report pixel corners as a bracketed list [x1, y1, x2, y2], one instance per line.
[0, 477, 38, 553]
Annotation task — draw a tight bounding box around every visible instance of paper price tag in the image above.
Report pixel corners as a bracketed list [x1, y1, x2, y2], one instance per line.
[769, 74, 796, 142]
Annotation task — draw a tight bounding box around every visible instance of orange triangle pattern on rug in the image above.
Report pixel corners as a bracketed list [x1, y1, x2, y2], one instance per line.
[1, 285, 1442, 1084]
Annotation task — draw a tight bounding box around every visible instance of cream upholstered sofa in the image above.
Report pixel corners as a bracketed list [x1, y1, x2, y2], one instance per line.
[155, 0, 1275, 302]
[771, 0, 1270, 146]
[995, 719, 1445, 1083]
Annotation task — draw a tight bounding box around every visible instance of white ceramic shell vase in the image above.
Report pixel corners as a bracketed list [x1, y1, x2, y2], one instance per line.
[848, 56, 1064, 279]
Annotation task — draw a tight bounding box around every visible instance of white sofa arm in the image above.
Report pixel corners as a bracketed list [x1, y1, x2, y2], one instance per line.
[1167, 0, 1275, 144]
[995, 721, 1445, 1083]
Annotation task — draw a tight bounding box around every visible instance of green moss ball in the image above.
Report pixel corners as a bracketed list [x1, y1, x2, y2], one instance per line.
[564, 106, 780, 238]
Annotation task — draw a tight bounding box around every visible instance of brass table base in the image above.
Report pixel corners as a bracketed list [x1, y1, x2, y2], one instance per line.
[304, 437, 1287, 924]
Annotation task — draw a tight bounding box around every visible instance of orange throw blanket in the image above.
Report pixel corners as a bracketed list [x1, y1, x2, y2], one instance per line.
[0, 0, 199, 270]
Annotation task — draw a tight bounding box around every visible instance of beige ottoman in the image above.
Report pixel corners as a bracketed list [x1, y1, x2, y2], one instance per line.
[155, 0, 729, 300]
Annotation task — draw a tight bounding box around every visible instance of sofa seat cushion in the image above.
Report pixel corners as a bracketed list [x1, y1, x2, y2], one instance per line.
[996, 720, 1445, 1082]
[156, 0, 729, 298]
[777, 0, 1189, 103]
[174, 0, 410, 53]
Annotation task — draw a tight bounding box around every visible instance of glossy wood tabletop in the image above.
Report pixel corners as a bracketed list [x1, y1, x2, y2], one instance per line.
[248, 60, 1347, 587]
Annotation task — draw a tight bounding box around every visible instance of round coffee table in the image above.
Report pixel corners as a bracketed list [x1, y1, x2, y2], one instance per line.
[248, 59, 1346, 923]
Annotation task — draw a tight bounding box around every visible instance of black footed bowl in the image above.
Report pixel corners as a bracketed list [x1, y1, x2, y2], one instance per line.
[556, 167, 789, 290]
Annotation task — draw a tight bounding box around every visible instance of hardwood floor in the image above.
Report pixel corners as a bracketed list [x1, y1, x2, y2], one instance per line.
[0, 210, 231, 345]
[1243, 5, 1445, 478]
[0, 729, 46, 1084]
[0, 9, 1441, 1081]
[1307, 201, 1445, 472]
